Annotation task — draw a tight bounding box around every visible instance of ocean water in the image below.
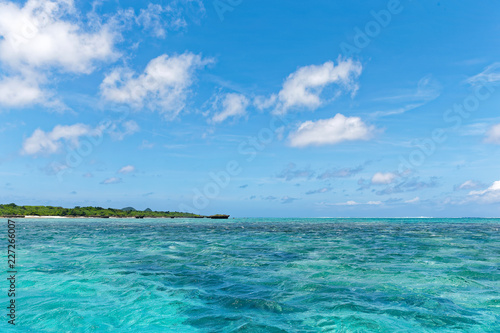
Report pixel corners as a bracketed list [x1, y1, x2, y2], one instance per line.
[4, 218, 500, 332]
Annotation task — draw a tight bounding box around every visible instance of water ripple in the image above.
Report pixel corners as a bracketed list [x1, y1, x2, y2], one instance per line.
[8, 218, 500, 332]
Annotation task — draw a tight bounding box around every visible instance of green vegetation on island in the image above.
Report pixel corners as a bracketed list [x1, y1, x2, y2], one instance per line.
[0, 203, 229, 219]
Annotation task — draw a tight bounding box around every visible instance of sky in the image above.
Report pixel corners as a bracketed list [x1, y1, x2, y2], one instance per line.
[1, 0, 500, 217]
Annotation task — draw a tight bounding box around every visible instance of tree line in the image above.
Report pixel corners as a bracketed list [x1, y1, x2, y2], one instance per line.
[0, 203, 203, 218]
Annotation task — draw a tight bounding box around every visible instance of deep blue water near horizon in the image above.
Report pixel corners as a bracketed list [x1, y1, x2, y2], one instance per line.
[3, 218, 500, 332]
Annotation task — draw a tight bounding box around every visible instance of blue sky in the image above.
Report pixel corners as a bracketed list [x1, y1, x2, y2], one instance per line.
[1, 0, 500, 217]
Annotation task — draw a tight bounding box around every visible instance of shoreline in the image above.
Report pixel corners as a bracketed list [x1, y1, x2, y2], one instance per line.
[1, 215, 228, 219]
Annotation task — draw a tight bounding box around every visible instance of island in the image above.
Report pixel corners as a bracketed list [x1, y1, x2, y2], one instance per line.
[0, 203, 229, 219]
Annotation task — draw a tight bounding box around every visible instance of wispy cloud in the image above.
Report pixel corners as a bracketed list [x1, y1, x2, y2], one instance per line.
[466, 63, 500, 85]
[370, 75, 441, 117]
[281, 196, 299, 204]
[320, 200, 381, 206]
[22, 119, 140, 156]
[317, 164, 366, 180]
[260, 195, 300, 204]
[139, 140, 155, 149]
[375, 177, 439, 195]
[454, 180, 486, 191]
[405, 197, 420, 204]
[134, 1, 204, 38]
[118, 165, 135, 174]
[108, 120, 140, 141]
[459, 122, 491, 136]
[277, 163, 314, 181]
[40, 162, 69, 175]
[100, 177, 122, 185]
[305, 187, 332, 195]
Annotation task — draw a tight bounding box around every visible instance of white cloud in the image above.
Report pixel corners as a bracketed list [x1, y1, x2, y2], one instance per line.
[0, 0, 117, 73]
[336, 200, 359, 206]
[372, 172, 397, 185]
[289, 113, 376, 147]
[100, 177, 122, 185]
[0, 0, 119, 107]
[485, 123, 500, 144]
[101, 52, 211, 119]
[0, 1, 207, 109]
[0, 76, 42, 106]
[468, 180, 500, 203]
[211, 93, 249, 123]
[273, 58, 362, 115]
[118, 165, 135, 174]
[21, 123, 93, 155]
[470, 181, 500, 195]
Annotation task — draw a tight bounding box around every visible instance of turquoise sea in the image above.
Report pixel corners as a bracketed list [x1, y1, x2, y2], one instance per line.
[4, 218, 500, 332]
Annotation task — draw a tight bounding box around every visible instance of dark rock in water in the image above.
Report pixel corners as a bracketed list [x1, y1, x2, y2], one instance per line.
[208, 214, 230, 219]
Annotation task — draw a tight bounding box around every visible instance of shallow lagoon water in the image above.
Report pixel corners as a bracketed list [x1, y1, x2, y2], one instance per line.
[6, 218, 500, 332]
